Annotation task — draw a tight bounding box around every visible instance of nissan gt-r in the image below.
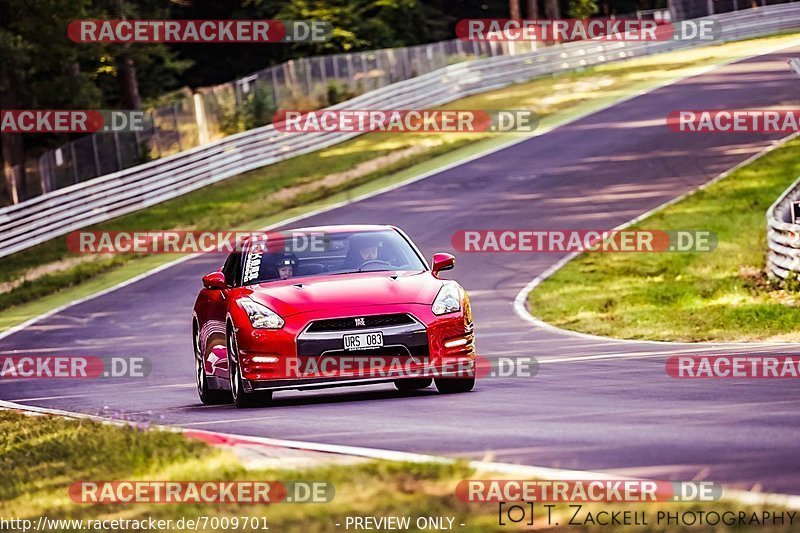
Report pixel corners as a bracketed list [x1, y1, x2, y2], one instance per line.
[192, 225, 475, 407]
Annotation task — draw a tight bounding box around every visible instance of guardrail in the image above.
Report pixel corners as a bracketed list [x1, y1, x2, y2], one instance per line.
[766, 60, 800, 280]
[27, 38, 534, 200]
[2, 4, 800, 260]
[790, 57, 800, 76]
[767, 174, 800, 279]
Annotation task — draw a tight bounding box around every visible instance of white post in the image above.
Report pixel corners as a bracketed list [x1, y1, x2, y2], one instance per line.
[193, 92, 210, 146]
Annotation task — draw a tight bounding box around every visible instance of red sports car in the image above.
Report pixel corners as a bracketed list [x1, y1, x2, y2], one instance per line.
[192, 225, 475, 407]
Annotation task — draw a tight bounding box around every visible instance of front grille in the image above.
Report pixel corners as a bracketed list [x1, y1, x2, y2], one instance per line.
[317, 344, 429, 359]
[305, 313, 416, 333]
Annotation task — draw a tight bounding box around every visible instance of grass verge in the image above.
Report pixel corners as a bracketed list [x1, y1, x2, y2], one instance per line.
[2, 410, 797, 532]
[1, 32, 799, 334]
[528, 135, 800, 342]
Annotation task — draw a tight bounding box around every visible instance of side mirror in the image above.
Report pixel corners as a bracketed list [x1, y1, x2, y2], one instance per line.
[432, 252, 455, 277]
[202, 271, 227, 290]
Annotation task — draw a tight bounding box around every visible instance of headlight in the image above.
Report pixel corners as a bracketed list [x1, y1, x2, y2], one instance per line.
[240, 299, 284, 329]
[432, 284, 461, 315]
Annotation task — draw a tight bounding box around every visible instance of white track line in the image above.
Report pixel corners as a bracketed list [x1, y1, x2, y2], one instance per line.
[3, 38, 799, 343]
[1, 399, 798, 510]
[536, 343, 793, 364]
[513, 39, 800, 347]
[2, 38, 800, 513]
[515, 129, 800, 346]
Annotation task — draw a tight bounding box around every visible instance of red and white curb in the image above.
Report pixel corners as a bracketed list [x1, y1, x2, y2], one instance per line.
[2, 399, 799, 510]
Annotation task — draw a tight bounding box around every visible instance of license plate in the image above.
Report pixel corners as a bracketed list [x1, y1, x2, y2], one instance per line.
[343, 331, 384, 351]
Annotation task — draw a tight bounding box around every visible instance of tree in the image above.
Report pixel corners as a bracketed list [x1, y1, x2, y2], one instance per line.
[111, 0, 141, 109]
[0, 28, 29, 203]
[568, 0, 598, 17]
[271, 0, 443, 55]
[0, 0, 188, 204]
[89, 0, 191, 109]
[0, 0, 100, 203]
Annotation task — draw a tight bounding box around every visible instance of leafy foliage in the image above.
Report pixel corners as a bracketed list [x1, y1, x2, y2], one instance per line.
[567, 0, 599, 18]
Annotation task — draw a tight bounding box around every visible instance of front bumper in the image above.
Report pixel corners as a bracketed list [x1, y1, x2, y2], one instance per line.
[231, 303, 474, 392]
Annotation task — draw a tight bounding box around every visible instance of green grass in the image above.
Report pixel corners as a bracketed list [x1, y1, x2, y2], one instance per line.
[528, 135, 800, 342]
[2, 410, 797, 532]
[1, 32, 799, 333]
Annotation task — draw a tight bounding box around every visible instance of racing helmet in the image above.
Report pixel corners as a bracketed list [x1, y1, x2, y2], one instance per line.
[263, 251, 298, 279]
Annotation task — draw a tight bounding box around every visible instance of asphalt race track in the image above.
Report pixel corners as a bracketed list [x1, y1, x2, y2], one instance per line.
[2, 47, 800, 494]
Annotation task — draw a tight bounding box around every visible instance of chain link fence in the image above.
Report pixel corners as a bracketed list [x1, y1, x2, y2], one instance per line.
[7, 1, 799, 205]
[2, 3, 799, 258]
[7, 39, 535, 205]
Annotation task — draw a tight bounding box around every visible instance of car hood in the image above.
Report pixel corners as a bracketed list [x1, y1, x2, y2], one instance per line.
[243, 271, 444, 316]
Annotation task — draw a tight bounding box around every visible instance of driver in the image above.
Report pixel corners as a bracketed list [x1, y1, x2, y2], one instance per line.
[344, 234, 384, 269]
[358, 241, 379, 262]
[264, 252, 298, 280]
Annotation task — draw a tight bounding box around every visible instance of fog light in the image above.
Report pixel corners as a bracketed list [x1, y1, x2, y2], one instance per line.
[251, 356, 279, 364]
[444, 338, 468, 348]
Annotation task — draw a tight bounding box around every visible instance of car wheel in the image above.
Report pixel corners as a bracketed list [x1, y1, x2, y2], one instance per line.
[194, 328, 230, 405]
[394, 378, 433, 391]
[195, 353, 231, 405]
[227, 325, 273, 408]
[434, 376, 475, 394]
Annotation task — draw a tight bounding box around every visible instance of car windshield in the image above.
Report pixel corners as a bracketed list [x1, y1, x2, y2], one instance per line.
[241, 230, 426, 285]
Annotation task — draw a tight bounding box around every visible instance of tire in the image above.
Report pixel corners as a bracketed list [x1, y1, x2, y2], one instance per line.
[394, 378, 433, 391]
[195, 353, 231, 405]
[434, 376, 475, 394]
[194, 327, 230, 405]
[227, 325, 273, 408]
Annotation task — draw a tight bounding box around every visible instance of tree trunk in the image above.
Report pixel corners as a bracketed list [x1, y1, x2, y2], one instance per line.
[510, 0, 522, 18]
[117, 52, 141, 110]
[111, 0, 142, 110]
[0, 73, 25, 204]
[544, 0, 561, 18]
[527, 0, 540, 18]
